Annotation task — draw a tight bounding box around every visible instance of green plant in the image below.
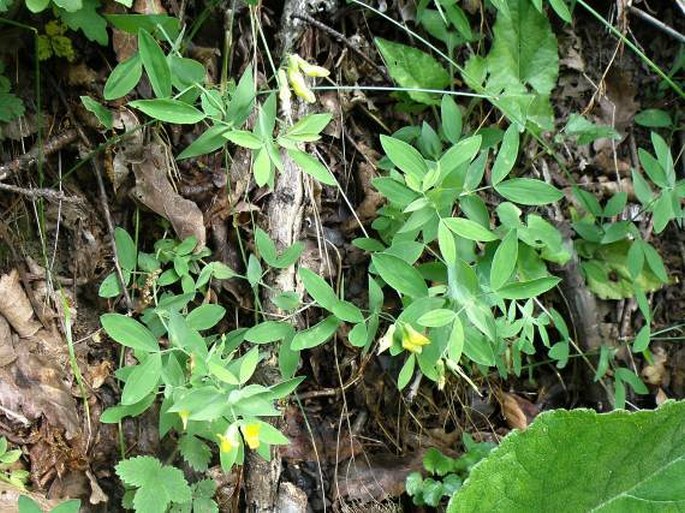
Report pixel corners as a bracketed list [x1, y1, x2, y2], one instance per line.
[17, 496, 80, 513]
[0, 437, 28, 489]
[406, 435, 495, 507]
[99, 231, 300, 484]
[447, 400, 685, 512]
[358, 99, 572, 388]
[0, 61, 25, 122]
[116, 456, 217, 513]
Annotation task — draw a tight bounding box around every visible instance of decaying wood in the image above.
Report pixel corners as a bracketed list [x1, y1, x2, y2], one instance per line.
[243, 1, 337, 511]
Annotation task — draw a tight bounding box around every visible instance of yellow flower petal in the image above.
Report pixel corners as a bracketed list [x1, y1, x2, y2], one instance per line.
[216, 433, 234, 453]
[377, 324, 396, 355]
[401, 324, 430, 354]
[242, 423, 261, 450]
[217, 425, 240, 453]
[291, 54, 330, 77]
[178, 410, 190, 430]
[287, 68, 315, 103]
[278, 68, 292, 105]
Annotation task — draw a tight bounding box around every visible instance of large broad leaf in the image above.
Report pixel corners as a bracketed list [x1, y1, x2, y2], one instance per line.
[374, 38, 450, 105]
[448, 401, 685, 512]
[464, 0, 559, 129]
[488, 0, 558, 96]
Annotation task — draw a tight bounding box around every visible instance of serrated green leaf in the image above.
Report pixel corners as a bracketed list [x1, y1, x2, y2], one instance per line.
[447, 401, 685, 513]
[374, 38, 450, 105]
[60, 0, 108, 45]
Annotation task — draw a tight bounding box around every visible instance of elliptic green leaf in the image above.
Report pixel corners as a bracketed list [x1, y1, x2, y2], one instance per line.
[495, 178, 562, 206]
[380, 135, 428, 184]
[101, 313, 159, 352]
[121, 353, 162, 405]
[372, 253, 429, 298]
[497, 276, 560, 299]
[448, 401, 685, 513]
[104, 55, 142, 100]
[288, 148, 337, 186]
[490, 124, 519, 185]
[129, 99, 205, 124]
[291, 316, 340, 350]
[490, 229, 518, 290]
[138, 29, 171, 98]
[443, 217, 498, 242]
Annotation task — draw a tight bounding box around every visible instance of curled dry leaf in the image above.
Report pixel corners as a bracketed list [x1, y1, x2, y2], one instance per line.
[0, 270, 42, 338]
[333, 452, 424, 504]
[501, 392, 539, 430]
[0, 350, 81, 439]
[131, 142, 206, 249]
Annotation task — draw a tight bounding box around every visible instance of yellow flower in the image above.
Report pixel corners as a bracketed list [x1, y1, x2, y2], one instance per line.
[401, 324, 430, 354]
[377, 324, 397, 355]
[292, 54, 330, 78]
[278, 68, 292, 105]
[178, 410, 190, 431]
[242, 422, 261, 450]
[287, 67, 315, 103]
[217, 425, 239, 453]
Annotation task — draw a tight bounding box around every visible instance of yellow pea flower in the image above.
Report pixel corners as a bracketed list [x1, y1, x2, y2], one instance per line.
[287, 67, 315, 104]
[217, 424, 240, 453]
[377, 324, 397, 355]
[278, 68, 292, 105]
[292, 54, 330, 78]
[241, 422, 262, 450]
[401, 324, 430, 354]
[178, 410, 190, 431]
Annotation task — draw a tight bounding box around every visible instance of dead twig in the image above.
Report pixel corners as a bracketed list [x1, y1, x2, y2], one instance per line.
[0, 129, 79, 181]
[629, 6, 685, 44]
[291, 12, 391, 82]
[0, 182, 85, 204]
[47, 74, 133, 311]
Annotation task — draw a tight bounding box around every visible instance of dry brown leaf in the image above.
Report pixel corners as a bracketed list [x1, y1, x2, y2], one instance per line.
[333, 452, 424, 503]
[131, 142, 206, 249]
[0, 271, 42, 338]
[0, 349, 81, 438]
[501, 392, 539, 430]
